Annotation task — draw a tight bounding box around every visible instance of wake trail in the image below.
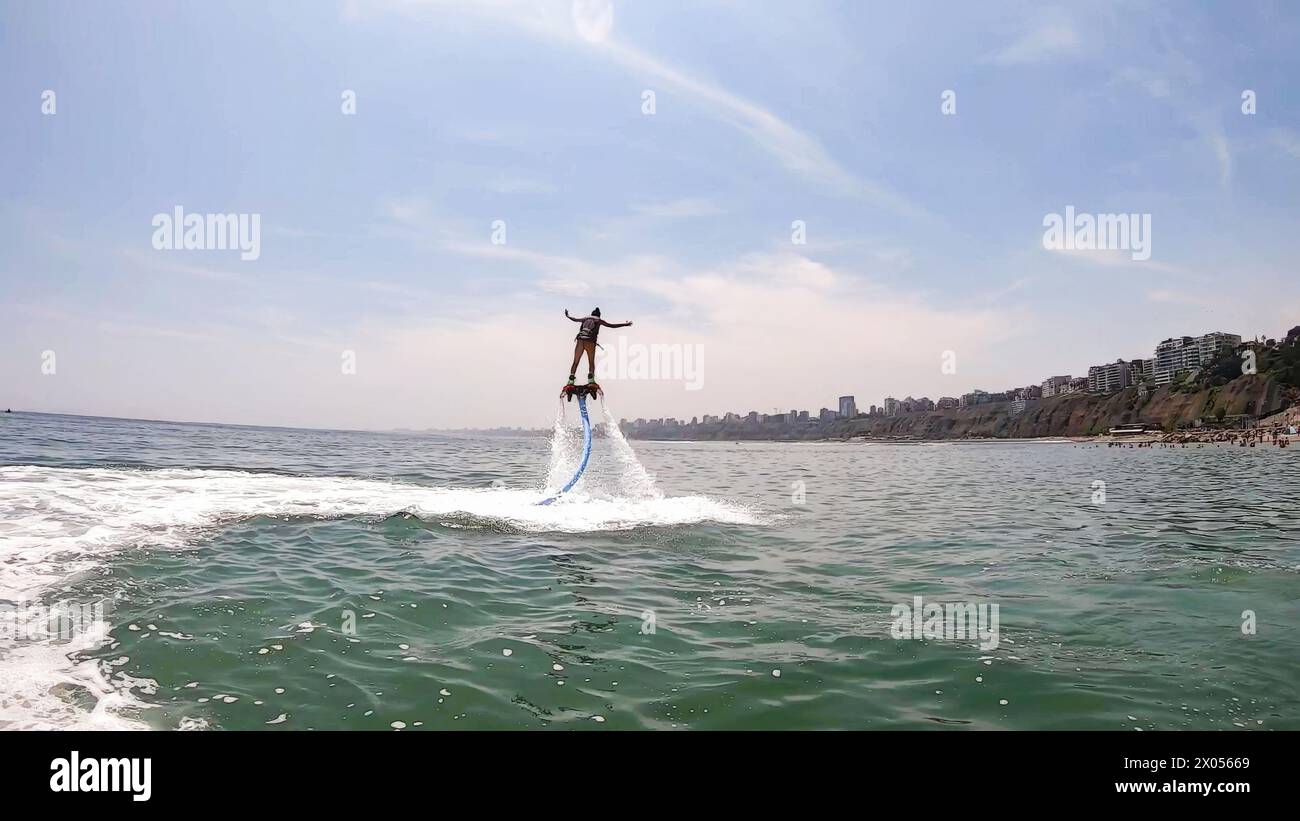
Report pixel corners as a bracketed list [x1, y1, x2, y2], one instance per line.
[0, 425, 757, 730]
[0, 465, 762, 602]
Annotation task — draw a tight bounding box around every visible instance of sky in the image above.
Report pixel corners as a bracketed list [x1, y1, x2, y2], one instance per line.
[1, 0, 1298, 429]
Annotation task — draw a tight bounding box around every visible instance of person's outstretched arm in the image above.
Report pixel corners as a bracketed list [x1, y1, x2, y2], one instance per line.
[565, 309, 583, 322]
[600, 319, 633, 328]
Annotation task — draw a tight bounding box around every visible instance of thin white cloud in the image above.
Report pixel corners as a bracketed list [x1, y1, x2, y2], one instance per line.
[440, 238, 668, 288]
[357, 0, 924, 217]
[1272, 128, 1300, 159]
[1147, 289, 1212, 308]
[1112, 67, 1171, 99]
[1195, 114, 1232, 187]
[1043, 245, 1190, 276]
[121, 249, 250, 282]
[980, 276, 1036, 303]
[357, 280, 442, 302]
[97, 321, 225, 344]
[986, 22, 1081, 65]
[2, 302, 77, 323]
[1111, 59, 1231, 189]
[630, 198, 725, 218]
[539, 278, 590, 296]
[269, 225, 333, 239]
[600, 39, 922, 215]
[486, 176, 558, 195]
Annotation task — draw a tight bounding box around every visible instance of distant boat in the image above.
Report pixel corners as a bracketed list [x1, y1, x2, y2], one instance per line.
[1109, 423, 1148, 436]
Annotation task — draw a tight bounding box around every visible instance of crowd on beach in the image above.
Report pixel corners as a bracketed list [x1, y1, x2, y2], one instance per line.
[1105, 432, 1292, 448]
[1099, 407, 1300, 449]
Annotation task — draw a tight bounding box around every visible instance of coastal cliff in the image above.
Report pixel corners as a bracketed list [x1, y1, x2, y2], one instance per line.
[627, 333, 1300, 441]
[628, 375, 1294, 441]
[835, 375, 1290, 440]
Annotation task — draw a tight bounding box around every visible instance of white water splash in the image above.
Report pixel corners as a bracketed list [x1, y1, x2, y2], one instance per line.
[598, 401, 662, 500]
[1, 466, 757, 575]
[545, 399, 583, 492]
[543, 398, 663, 502]
[0, 438, 759, 730]
[0, 617, 149, 731]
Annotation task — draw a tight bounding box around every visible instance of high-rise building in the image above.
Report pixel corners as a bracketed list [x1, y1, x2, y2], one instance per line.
[1132, 358, 1154, 382]
[1196, 332, 1241, 364]
[1153, 336, 1195, 385]
[960, 389, 990, 407]
[1041, 375, 1072, 397]
[1153, 332, 1241, 385]
[1087, 360, 1135, 394]
[838, 395, 857, 419]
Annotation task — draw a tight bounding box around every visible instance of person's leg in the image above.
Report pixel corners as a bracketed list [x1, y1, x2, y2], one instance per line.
[568, 340, 584, 383]
[583, 342, 598, 383]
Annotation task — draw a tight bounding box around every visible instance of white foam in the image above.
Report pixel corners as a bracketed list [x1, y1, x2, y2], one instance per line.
[545, 401, 584, 492]
[543, 397, 665, 502]
[0, 462, 761, 729]
[1, 464, 756, 577]
[598, 401, 662, 499]
[0, 617, 148, 730]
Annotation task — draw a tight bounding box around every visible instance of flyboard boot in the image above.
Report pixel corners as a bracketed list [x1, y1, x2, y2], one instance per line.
[560, 375, 602, 401]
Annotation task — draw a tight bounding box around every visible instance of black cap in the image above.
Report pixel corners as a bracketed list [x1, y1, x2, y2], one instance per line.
[591, 307, 602, 317]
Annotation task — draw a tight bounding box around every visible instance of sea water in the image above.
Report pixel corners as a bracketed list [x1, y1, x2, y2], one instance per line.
[1, 412, 1297, 730]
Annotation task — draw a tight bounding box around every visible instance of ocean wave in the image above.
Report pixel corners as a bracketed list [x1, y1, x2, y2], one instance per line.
[1, 465, 759, 561]
[0, 464, 761, 730]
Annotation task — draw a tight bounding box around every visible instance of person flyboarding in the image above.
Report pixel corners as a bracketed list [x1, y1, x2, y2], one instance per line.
[562, 307, 632, 399]
[539, 307, 634, 505]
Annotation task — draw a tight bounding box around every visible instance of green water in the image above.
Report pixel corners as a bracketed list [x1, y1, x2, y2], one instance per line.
[3, 413, 1297, 729]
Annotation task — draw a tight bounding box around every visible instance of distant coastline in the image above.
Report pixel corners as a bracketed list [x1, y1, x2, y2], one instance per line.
[624, 376, 1298, 443]
[625, 329, 1300, 443]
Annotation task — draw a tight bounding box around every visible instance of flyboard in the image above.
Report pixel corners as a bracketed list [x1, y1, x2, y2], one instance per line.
[537, 382, 603, 506]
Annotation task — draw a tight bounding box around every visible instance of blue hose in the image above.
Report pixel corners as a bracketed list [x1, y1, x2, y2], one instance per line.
[538, 395, 592, 505]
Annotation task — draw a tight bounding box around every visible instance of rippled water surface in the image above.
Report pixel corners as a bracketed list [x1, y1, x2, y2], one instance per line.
[2, 411, 1297, 730]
